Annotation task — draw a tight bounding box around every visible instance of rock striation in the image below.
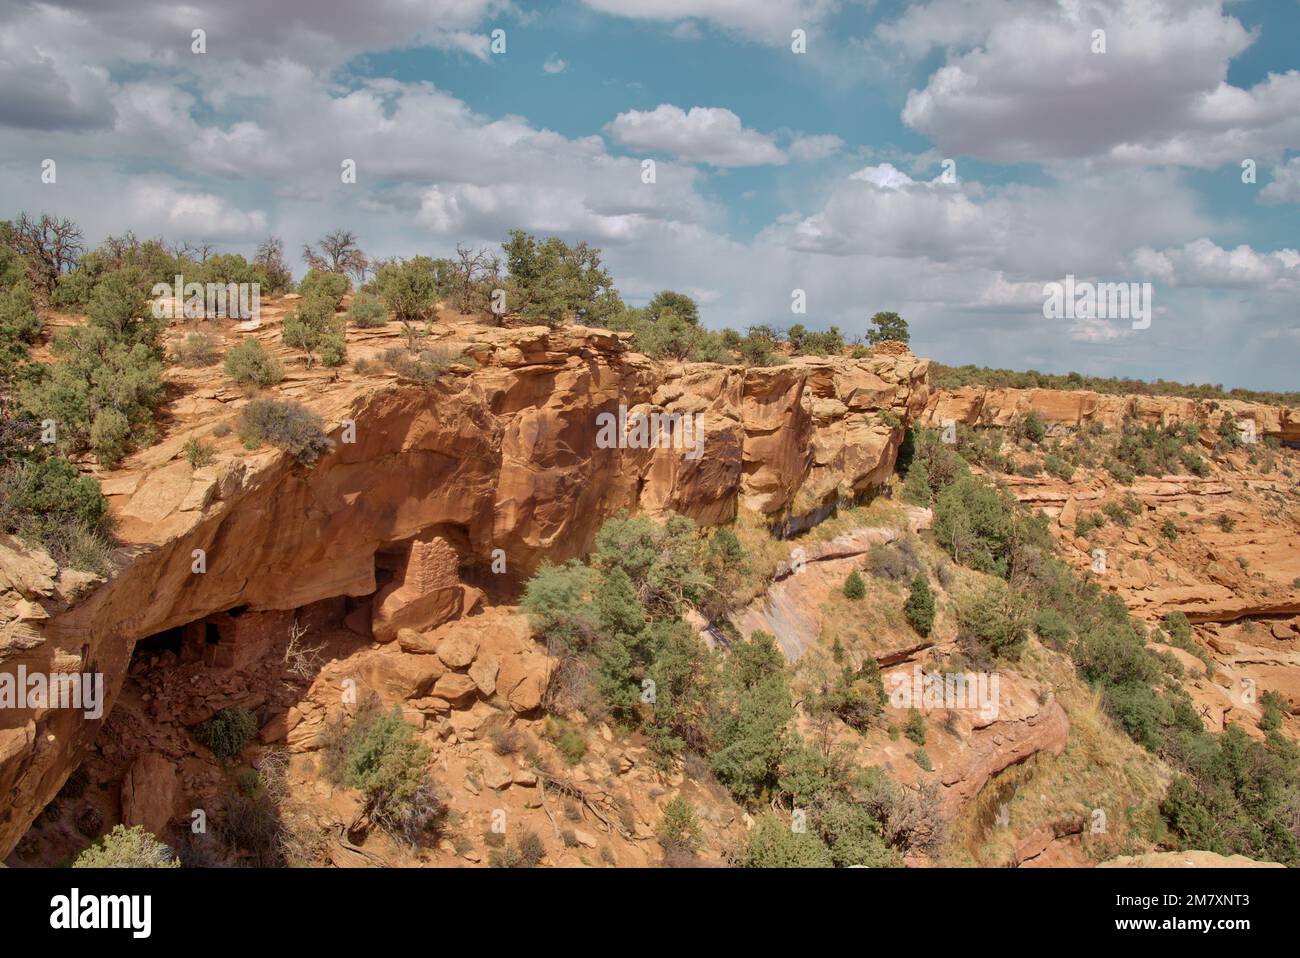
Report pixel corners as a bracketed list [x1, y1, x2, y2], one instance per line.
[0, 322, 929, 857]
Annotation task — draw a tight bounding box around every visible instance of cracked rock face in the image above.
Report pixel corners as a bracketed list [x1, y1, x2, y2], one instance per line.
[0, 324, 929, 857]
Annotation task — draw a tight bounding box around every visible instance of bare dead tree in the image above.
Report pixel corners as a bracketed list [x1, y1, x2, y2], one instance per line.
[303, 229, 369, 284]
[12, 212, 84, 294]
[255, 235, 292, 292]
[283, 620, 326, 683]
[452, 244, 498, 314]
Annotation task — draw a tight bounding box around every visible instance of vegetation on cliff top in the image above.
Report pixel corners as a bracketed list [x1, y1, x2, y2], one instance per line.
[932, 361, 1300, 408]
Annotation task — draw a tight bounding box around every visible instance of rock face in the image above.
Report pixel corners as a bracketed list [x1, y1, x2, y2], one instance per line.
[924, 385, 1300, 443]
[1099, 850, 1284, 868]
[0, 324, 929, 857]
[119, 753, 178, 837]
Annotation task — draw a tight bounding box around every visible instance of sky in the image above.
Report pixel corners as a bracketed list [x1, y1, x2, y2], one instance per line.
[0, 0, 1296, 389]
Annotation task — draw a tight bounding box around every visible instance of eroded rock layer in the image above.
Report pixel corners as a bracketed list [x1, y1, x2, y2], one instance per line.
[0, 324, 929, 857]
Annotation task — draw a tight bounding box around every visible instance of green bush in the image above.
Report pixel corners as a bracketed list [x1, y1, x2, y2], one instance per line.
[73, 824, 179, 868]
[174, 330, 220, 367]
[382, 345, 454, 383]
[656, 795, 704, 856]
[1075, 512, 1105, 537]
[183, 437, 214, 468]
[710, 632, 793, 803]
[934, 474, 1042, 578]
[1160, 518, 1179, 541]
[1043, 452, 1073, 480]
[21, 325, 165, 465]
[338, 706, 443, 844]
[193, 706, 257, 761]
[904, 709, 927, 745]
[297, 268, 349, 307]
[903, 573, 935, 636]
[236, 398, 333, 465]
[373, 257, 439, 326]
[865, 311, 909, 346]
[1033, 608, 1073, 649]
[843, 570, 866, 600]
[0, 456, 112, 571]
[912, 748, 933, 771]
[900, 459, 932, 505]
[224, 338, 284, 387]
[282, 292, 345, 368]
[347, 290, 388, 327]
[739, 816, 833, 867]
[957, 580, 1032, 660]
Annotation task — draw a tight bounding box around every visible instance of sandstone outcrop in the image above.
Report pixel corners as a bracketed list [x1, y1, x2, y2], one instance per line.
[924, 385, 1300, 443]
[0, 320, 929, 856]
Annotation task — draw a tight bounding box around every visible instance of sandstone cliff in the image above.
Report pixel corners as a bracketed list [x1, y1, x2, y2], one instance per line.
[0, 317, 929, 857]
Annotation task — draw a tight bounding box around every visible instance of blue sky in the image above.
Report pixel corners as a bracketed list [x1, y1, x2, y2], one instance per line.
[0, 0, 1296, 389]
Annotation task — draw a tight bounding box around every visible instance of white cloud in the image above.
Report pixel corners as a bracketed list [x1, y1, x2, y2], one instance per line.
[543, 56, 567, 74]
[1259, 156, 1300, 206]
[788, 133, 844, 161]
[607, 104, 786, 167]
[1133, 239, 1300, 290]
[848, 162, 913, 189]
[889, 0, 1299, 168]
[580, 0, 838, 44]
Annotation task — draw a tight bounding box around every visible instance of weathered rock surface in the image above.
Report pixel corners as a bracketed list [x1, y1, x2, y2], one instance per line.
[0, 323, 929, 856]
[924, 385, 1300, 443]
[1099, 850, 1284, 868]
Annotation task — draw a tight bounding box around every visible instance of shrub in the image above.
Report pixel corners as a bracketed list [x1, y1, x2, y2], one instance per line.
[1216, 514, 1235, 533]
[1075, 512, 1105, 537]
[0, 456, 113, 570]
[282, 292, 345, 368]
[21, 326, 165, 464]
[73, 824, 179, 868]
[183, 437, 215, 468]
[934, 474, 1044, 578]
[236, 398, 333, 465]
[224, 338, 283, 387]
[556, 729, 587, 765]
[656, 795, 704, 856]
[900, 460, 931, 505]
[174, 330, 220, 367]
[865, 311, 909, 346]
[193, 706, 257, 761]
[903, 573, 935, 636]
[1102, 501, 1131, 527]
[1043, 452, 1073, 480]
[89, 408, 131, 467]
[843, 570, 866, 600]
[904, 709, 926, 745]
[373, 256, 440, 325]
[1160, 518, 1179, 541]
[710, 632, 793, 803]
[338, 706, 444, 844]
[957, 580, 1032, 660]
[1016, 411, 1047, 444]
[1033, 608, 1073, 649]
[382, 345, 455, 383]
[869, 537, 922, 582]
[912, 748, 933, 771]
[347, 290, 388, 327]
[738, 816, 833, 867]
[489, 829, 546, 868]
[297, 268, 349, 306]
